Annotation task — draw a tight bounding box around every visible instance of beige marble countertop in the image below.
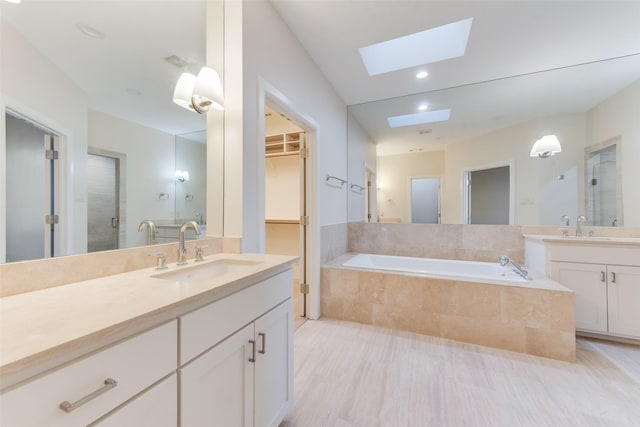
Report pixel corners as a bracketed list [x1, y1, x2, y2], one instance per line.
[524, 234, 640, 246]
[0, 253, 297, 391]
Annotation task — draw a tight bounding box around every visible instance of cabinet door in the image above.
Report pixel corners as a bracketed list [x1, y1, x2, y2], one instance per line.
[92, 374, 177, 427]
[607, 265, 640, 338]
[549, 262, 608, 332]
[254, 299, 294, 427]
[180, 324, 254, 427]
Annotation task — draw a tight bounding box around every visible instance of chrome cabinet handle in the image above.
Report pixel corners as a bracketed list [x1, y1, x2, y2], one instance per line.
[248, 340, 256, 363]
[611, 272, 616, 283]
[59, 378, 117, 413]
[601, 271, 605, 282]
[258, 333, 266, 355]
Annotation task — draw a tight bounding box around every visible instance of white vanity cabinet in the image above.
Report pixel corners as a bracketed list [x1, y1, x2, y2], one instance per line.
[179, 270, 294, 427]
[0, 320, 178, 427]
[532, 236, 640, 340]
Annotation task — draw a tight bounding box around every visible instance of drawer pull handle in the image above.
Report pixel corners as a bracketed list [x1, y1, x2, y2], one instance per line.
[611, 272, 616, 283]
[59, 378, 117, 413]
[601, 271, 606, 282]
[258, 332, 266, 355]
[249, 340, 256, 363]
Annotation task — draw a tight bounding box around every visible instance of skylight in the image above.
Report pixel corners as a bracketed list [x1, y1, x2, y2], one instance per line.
[359, 18, 473, 76]
[387, 109, 451, 128]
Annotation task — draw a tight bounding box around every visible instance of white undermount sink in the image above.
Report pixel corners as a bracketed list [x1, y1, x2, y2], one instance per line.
[152, 259, 263, 284]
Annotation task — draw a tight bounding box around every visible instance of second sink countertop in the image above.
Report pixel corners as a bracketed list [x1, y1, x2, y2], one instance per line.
[0, 253, 297, 390]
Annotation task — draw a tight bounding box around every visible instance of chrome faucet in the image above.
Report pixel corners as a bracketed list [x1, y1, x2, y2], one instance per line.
[576, 215, 587, 237]
[499, 255, 532, 280]
[177, 220, 202, 265]
[138, 220, 157, 245]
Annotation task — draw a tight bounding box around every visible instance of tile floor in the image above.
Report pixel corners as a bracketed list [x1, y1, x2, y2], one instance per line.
[282, 318, 640, 427]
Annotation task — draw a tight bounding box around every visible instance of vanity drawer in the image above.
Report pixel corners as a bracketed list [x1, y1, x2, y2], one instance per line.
[0, 320, 177, 427]
[180, 269, 292, 364]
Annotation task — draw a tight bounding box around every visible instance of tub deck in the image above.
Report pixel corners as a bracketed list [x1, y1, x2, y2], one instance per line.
[321, 253, 575, 362]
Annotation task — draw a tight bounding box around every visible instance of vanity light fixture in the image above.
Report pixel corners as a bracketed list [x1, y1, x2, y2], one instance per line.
[175, 170, 190, 182]
[173, 66, 224, 114]
[530, 134, 562, 158]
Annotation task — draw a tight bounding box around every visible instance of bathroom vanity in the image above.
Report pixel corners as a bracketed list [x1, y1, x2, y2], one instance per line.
[525, 235, 640, 341]
[0, 253, 296, 427]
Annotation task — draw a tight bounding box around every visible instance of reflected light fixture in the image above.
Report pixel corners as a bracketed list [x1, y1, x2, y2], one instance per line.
[173, 66, 224, 114]
[530, 134, 562, 158]
[175, 170, 190, 182]
[416, 71, 429, 79]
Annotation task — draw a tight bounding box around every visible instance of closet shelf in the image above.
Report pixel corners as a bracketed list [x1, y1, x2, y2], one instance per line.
[265, 131, 305, 156]
[265, 219, 300, 224]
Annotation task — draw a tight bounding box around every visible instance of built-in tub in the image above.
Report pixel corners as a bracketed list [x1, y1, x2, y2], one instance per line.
[343, 253, 528, 285]
[321, 253, 576, 362]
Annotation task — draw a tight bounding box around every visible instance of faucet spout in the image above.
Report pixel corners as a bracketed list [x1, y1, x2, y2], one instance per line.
[499, 255, 531, 280]
[576, 215, 587, 237]
[177, 220, 202, 265]
[138, 220, 157, 245]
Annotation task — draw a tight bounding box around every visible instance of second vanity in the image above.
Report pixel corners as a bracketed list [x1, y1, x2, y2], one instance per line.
[0, 253, 297, 427]
[525, 235, 640, 341]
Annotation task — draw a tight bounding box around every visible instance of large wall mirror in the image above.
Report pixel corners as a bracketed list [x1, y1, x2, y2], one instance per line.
[1, 0, 222, 263]
[347, 54, 640, 228]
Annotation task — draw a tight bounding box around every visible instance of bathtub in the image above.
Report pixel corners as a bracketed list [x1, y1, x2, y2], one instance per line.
[322, 252, 575, 361]
[343, 253, 528, 285]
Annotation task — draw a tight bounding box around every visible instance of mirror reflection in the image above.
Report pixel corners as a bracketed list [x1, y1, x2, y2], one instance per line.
[1, 1, 216, 263]
[347, 54, 640, 227]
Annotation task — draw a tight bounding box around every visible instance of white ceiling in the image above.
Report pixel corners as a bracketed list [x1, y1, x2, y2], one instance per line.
[2, 0, 207, 135]
[271, 0, 640, 105]
[271, 1, 640, 155]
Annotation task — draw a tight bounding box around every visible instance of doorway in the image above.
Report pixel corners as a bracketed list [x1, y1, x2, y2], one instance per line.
[264, 105, 309, 329]
[365, 168, 377, 222]
[5, 111, 60, 262]
[410, 177, 440, 224]
[586, 140, 621, 226]
[464, 165, 511, 224]
[87, 152, 121, 252]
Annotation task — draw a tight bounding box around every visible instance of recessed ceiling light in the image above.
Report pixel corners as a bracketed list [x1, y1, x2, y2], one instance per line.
[418, 104, 428, 111]
[387, 109, 451, 128]
[359, 18, 473, 76]
[416, 71, 429, 79]
[76, 22, 105, 39]
[4, 0, 21, 4]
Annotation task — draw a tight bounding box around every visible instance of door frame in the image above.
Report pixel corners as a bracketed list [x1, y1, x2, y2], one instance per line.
[462, 160, 515, 225]
[257, 78, 319, 320]
[2, 104, 69, 262]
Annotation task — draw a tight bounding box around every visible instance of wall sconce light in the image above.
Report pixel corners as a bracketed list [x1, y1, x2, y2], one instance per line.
[175, 170, 190, 182]
[173, 66, 224, 114]
[530, 134, 562, 158]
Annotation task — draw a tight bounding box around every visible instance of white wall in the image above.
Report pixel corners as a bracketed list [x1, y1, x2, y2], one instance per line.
[587, 80, 640, 226]
[347, 111, 377, 222]
[224, 0, 348, 251]
[1, 22, 89, 260]
[265, 156, 300, 220]
[89, 111, 175, 248]
[175, 136, 207, 223]
[377, 150, 445, 224]
[443, 114, 587, 225]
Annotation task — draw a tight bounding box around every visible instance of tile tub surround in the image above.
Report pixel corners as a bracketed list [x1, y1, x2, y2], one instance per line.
[321, 256, 575, 362]
[348, 223, 525, 264]
[0, 237, 224, 297]
[321, 222, 349, 263]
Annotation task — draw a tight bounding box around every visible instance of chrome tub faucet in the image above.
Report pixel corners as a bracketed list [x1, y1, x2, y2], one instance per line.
[499, 255, 532, 280]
